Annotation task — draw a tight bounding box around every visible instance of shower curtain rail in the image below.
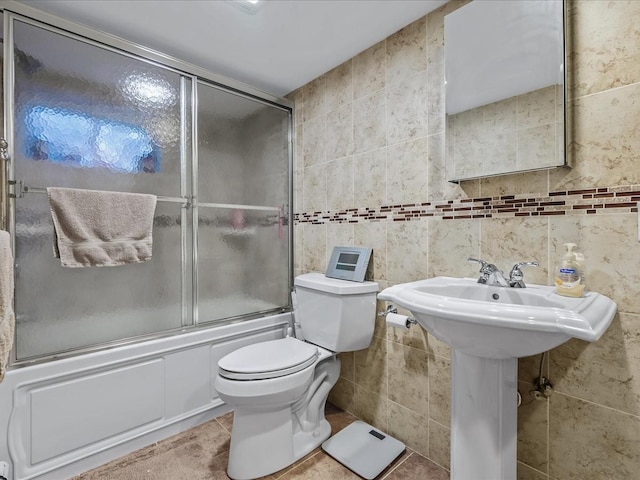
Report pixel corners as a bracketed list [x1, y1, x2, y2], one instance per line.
[8, 181, 189, 204]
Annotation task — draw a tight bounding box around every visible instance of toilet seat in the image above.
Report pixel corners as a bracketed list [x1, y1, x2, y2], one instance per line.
[218, 337, 319, 381]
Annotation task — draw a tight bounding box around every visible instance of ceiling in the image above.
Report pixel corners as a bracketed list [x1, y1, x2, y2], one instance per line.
[17, 0, 448, 98]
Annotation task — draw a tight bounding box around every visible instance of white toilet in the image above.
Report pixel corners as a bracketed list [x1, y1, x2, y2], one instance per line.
[214, 272, 378, 480]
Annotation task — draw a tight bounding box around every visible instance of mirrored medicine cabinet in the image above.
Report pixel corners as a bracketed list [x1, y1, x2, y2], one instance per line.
[444, 0, 567, 182]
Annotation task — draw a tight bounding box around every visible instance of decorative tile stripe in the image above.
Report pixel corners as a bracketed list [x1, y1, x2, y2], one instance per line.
[295, 185, 640, 224]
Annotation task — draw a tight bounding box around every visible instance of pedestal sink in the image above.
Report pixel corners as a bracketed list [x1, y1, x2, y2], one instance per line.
[378, 277, 617, 480]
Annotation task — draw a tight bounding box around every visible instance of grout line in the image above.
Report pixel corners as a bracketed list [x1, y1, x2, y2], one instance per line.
[273, 449, 323, 479]
[551, 390, 640, 419]
[379, 451, 415, 480]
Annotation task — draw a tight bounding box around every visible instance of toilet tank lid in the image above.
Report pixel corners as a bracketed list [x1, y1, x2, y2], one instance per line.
[295, 272, 378, 295]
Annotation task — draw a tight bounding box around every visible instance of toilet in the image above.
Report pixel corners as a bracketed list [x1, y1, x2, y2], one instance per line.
[214, 272, 378, 480]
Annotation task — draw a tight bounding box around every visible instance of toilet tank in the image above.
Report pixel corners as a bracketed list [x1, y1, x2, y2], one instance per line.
[294, 273, 378, 352]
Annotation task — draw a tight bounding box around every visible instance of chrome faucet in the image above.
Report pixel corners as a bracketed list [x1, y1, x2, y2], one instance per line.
[468, 258, 539, 288]
[508, 261, 539, 288]
[468, 258, 509, 287]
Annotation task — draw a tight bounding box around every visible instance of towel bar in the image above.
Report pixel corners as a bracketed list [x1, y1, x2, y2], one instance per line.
[9, 181, 189, 205]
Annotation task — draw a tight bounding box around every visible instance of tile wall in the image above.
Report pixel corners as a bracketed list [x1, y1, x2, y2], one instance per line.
[289, 1, 640, 479]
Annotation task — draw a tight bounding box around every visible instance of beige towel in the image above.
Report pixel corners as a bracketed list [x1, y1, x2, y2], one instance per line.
[47, 187, 157, 268]
[0, 231, 14, 382]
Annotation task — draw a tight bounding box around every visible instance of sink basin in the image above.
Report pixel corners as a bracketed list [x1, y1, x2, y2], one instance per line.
[378, 276, 617, 359]
[378, 276, 617, 480]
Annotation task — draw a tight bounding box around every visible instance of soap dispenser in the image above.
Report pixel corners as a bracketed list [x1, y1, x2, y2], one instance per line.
[554, 242, 585, 297]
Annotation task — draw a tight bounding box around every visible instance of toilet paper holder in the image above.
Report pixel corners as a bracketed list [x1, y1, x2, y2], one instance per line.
[378, 305, 417, 328]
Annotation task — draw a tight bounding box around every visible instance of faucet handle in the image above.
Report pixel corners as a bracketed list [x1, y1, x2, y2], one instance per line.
[468, 257, 488, 270]
[509, 261, 539, 287]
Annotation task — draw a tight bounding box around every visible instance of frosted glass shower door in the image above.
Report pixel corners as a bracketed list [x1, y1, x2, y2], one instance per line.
[9, 19, 192, 359]
[196, 81, 291, 323]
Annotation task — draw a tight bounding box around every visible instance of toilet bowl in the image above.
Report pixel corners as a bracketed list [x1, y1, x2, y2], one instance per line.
[214, 273, 378, 480]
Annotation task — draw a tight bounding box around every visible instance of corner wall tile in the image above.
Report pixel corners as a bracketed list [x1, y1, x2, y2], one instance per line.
[388, 401, 429, 458]
[325, 61, 353, 111]
[386, 16, 427, 86]
[550, 213, 640, 314]
[550, 312, 640, 416]
[388, 341, 430, 417]
[549, 393, 640, 480]
[570, 0, 640, 97]
[428, 420, 451, 470]
[353, 41, 386, 100]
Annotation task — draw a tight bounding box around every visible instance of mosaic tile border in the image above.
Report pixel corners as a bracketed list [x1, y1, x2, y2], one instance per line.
[295, 185, 640, 224]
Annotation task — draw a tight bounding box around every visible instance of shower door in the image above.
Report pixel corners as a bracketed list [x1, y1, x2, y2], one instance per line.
[2, 10, 292, 363]
[196, 81, 291, 324]
[7, 17, 192, 360]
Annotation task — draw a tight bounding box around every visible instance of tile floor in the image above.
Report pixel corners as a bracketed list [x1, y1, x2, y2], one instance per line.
[73, 404, 449, 480]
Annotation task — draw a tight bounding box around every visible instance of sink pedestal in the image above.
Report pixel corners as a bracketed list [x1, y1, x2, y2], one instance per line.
[451, 351, 517, 480]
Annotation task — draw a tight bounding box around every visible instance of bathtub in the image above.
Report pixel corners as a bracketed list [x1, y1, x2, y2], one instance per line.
[0, 312, 290, 480]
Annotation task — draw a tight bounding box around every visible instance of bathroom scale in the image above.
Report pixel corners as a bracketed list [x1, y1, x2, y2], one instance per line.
[322, 420, 405, 479]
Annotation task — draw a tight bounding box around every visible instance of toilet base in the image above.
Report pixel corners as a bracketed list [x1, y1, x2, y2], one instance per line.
[227, 407, 332, 480]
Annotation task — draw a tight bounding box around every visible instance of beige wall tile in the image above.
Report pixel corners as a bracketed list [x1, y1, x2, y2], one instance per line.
[352, 385, 388, 432]
[355, 333, 387, 396]
[325, 61, 353, 111]
[386, 219, 429, 283]
[480, 216, 549, 286]
[386, 72, 428, 145]
[301, 223, 326, 273]
[326, 158, 354, 211]
[328, 377, 355, 413]
[386, 137, 429, 204]
[302, 164, 326, 212]
[386, 16, 427, 86]
[570, 0, 640, 97]
[353, 90, 386, 154]
[428, 333, 451, 360]
[338, 352, 355, 383]
[387, 305, 429, 351]
[353, 148, 386, 209]
[549, 393, 640, 480]
[388, 341, 430, 417]
[326, 104, 353, 161]
[428, 218, 480, 278]
[550, 213, 640, 314]
[353, 41, 385, 100]
[428, 420, 451, 470]
[326, 223, 354, 264]
[518, 462, 549, 480]
[552, 83, 640, 190]
[302, 116, 326, 168]
[388, 401, 429, 457]
[302, 75, 327, 122]
[551, 312, 640, 416]
[354, 221, 387, 281]
[517, 393, 548, 473]
[428, 353, 450, 426]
